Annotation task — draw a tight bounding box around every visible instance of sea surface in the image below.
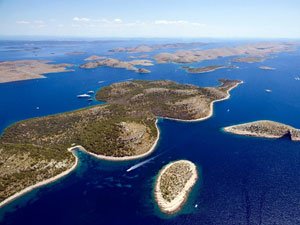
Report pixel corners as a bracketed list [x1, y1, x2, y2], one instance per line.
[0, 39, 299, 225]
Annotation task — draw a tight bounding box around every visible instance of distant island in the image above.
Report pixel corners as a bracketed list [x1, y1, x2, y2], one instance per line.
[80, 58, 153, 73]
[154, 42, 295, 64]
[232, 57, 265, 63]
[109, 42, 206, 53]
[182, 65, 225, 74]
[84, 55, 107, 61]
[0, 79, 241, 207]
[0, 60, 73, 83]
[128, 54, 149, 59]
[155, 160, 198, 214]
[259, 66, 276, 70]
[224, 120, 300, 141]
[136, 68, 151, 73]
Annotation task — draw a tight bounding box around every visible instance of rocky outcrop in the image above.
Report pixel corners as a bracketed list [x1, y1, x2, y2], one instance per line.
[0, 60, 73, 83]
[80, 58, 153, 73]
[224, 120, 300, 141]
[154, 42, 295, 64]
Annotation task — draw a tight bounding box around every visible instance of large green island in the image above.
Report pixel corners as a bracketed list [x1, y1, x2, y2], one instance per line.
[0, 79, 241, 207]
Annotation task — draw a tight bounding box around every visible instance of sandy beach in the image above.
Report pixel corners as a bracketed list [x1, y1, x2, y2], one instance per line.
[0, 152, 78, 208]
[154, 160, 198, 214]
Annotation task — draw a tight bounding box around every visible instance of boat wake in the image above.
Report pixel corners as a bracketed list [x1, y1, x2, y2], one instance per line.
[126, 154, 162, 172]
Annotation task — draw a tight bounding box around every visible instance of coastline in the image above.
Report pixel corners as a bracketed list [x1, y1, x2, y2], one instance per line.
[185, 66, 226, 74]
[223, 120, 299, 140]
[0, 152, 78, 209]
[161, 81, 243, 123]
[154, 160, 198, 214]
[223, 125, 281, 139]
[0, 80, 240, 208]
[0, 119, 160, 208]
[69, 119, 160, 161]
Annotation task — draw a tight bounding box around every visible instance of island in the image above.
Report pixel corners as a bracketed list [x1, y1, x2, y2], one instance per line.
[232, 57, 265, 63]
[182, 65, 225, 74]
[136, 68, 151, 73]
[154, 160, 198, 214]
[80, 58, 153, 73]
[109, 42, 206, 53]
[0, 60, 73, 83]
[259, 66, 276, 70]
[223, 120, 300, 141]
[84, 55, 106, 61]
[0, 79, 241, 207]
[128, 54, 149, 59]
[154, 42, 295, 64]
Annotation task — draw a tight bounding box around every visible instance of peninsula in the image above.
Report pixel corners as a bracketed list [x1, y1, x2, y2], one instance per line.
[0, 79, 241, 206]
[224, 120, 300, 141]
[182, 65, 225, 74]
[155, 160, 198, 214]
[0, 60, 73, 83]
[154, 42, 295, 64]
[80, 58, 153, 73]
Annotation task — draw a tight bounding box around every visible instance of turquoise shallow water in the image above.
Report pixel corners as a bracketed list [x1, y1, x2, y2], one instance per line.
[0, 40, 300, 225]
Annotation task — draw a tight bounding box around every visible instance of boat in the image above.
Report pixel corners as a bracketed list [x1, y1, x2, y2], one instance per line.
[265, 89, 272, 93]
[87, 90, 95, 94]
[294, 76, 300, 81]
[77, 94, 91, 98]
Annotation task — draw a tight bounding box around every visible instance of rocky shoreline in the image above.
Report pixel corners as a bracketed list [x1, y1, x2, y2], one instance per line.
[0, 60, 73, 83]
[182, 65, 225, 74]
[155, 160, 198, 214]
[0, 151, 78, 208]
[224, 120, 300, 141]
[80, 58, 153, 73]
[0, 79, 241, 207]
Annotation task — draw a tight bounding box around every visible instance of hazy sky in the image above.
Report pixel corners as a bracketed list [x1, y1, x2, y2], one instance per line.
[0, 0, 299, 38]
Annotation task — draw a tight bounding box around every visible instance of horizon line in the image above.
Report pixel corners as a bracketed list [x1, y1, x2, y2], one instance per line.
[0, 35, 300, 41]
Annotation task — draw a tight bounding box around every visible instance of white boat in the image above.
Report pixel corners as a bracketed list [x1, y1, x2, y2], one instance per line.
[294, 77, 300, 81]
[265, 89, 272, 93]
[87, 90, 95, 94]
[77, 94, 91, 98]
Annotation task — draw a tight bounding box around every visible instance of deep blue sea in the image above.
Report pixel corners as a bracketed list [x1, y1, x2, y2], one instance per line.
[0, 40, 299, 225]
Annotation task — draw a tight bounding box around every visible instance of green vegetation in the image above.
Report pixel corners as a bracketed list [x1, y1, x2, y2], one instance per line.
[159, 162, 193, 202]
[0, 79, 241, 204]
